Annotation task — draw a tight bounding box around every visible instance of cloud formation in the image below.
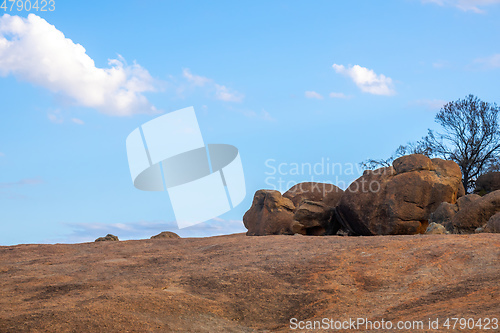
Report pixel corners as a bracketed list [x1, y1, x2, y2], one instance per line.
[0, 14, 159, 116]
[421, 0, 500, 13]
[332, 64, 395, 96]
[182, 68, 244, 102]
[329, 92, 351, 99]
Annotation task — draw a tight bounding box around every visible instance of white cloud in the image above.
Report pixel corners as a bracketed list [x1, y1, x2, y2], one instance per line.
[0, 152, 4, 157]
[474, 54, 500, 68]
[329, 92, 352, 99]
[181, 68, 244, 102]
[215, 84, 244, 102]
[182, 68, 211, 87]
[305, 91, 324, 99]
[332, 64, 396, 96]
[0, 14, 159, 116]
[71, 118, 84, 125]
[421, 0, 500, 13]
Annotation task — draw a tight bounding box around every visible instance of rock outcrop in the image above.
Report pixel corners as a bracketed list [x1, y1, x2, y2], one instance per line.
[243, 190, 296, 235]
[151, 231, 180, 239]
[1, 233, 499, 332]
[450, 190, 500, 233]
[95, 234, 119, 242]
[244, 182, 344, 236]
[428, 194, 481, 232]
[474, 171, 500, 195]
[336, 154, 464, 236]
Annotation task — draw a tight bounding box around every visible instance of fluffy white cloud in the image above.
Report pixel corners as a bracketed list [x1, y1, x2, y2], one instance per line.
[332, 64, 395, 96]
[474, 54, 500, 68]
[305, 91, 324, 99]
[0, 14, 159, 116]
[422, 0, 500, 13]
[182, 68, 244, 102]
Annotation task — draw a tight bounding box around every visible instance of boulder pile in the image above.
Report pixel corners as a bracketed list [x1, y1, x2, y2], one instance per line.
[336, 154, 464, 235]
[244, 154, 500, 236]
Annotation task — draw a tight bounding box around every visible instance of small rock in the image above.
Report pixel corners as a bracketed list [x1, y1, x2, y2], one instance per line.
[425, 222, 448, 235]
[151, 231, 180, 239]
[95, 234, 119, 242]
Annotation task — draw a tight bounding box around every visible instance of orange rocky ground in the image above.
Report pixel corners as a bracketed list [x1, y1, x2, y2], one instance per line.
[0, 233, 499, 332]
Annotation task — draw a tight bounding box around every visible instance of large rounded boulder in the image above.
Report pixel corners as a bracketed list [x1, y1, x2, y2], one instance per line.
[336, 154, 464, 236]
[243, 190, 295, 236]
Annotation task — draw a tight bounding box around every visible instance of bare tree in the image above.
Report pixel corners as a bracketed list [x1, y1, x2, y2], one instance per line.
[360, 141, 431, 170]
[361, 95, 500, 193]
[424, 95, 500, 192]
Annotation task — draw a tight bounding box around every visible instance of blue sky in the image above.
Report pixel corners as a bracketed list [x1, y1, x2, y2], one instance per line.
[0, 0, 499, 245]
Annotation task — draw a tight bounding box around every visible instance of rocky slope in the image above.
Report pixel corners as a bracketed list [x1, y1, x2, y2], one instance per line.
[0, 233, 499, 332]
